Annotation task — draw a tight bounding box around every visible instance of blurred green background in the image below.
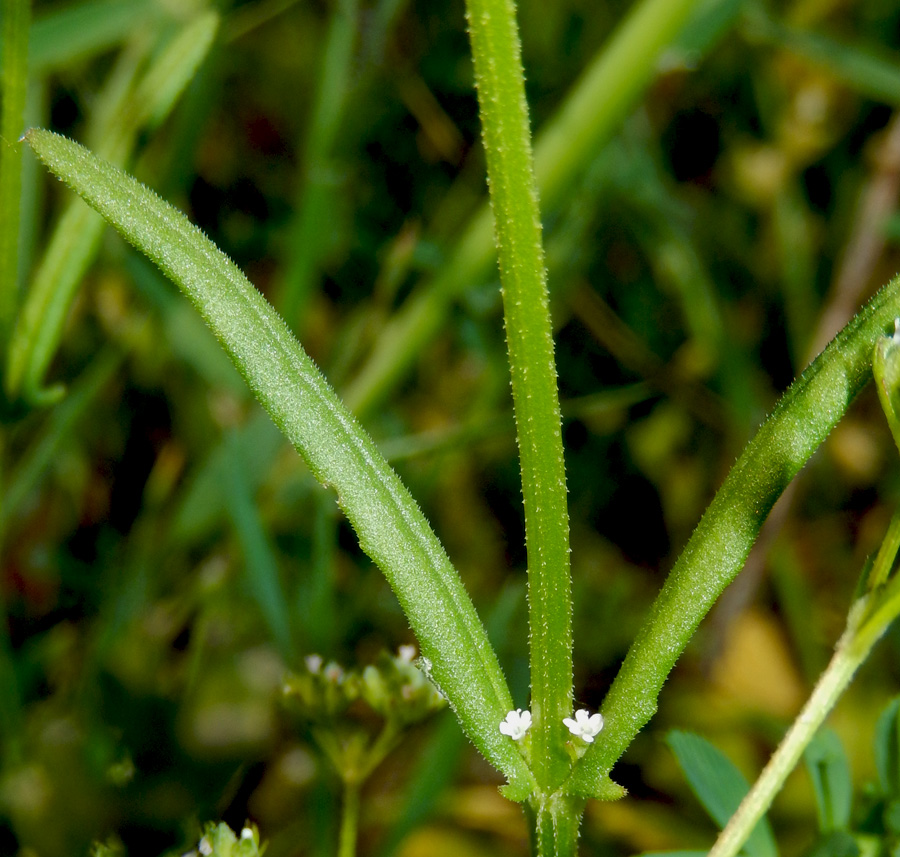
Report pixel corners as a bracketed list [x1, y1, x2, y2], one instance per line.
[3, 0, 900, 855]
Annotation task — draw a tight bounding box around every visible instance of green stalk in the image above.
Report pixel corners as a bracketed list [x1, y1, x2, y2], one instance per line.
[709, 510, 900, 857]
[465, 0, 572, 791]
[569, 273, 900, 798]
[0, 0, 29, 366]
[344, 0, 703, 416]
[525, 794, 585, 857]
[337, 780, 361, 857]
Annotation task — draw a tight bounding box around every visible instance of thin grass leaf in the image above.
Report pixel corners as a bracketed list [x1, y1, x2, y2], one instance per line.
[24, 128, 536, 794]
[173, 412, 283, 545]
[1, 349, 120, 530]
[25, 0, 157, 74]
[277, 0, 357, 327]
[746, 9, 900, 104]
[224, 430, 295, 660]
[874, 327, 900, 458]
[0, 0, 29, 366]
[7, 12, 219, 404]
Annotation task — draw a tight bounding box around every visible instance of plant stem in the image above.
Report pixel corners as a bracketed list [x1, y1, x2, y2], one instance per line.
[344, 0, 703, 417]
[464, 0, 572, 791]
[526, 793, 585, 857]
[708, 591, 896, 857]
[337, 779, 361, 857]
[0, 0, 29, 372]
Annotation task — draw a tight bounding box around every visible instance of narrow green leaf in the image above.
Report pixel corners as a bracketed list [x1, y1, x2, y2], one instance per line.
[874, 696, 900, 797]
[0, 0, 29, 365]
[671, 0, 743, 66]
[7, 12, 219, 404]
[277, 0, 357, 326]
[1, 349, 120, 530]
[801, 831, 859, 857]
[24, 128, 536, 794]
[570, 274, 900, 799]
[224, 430, 295, 660]
[804, 728, 853, 833]
[26, 0, 156, 74]
[667, 731, 778, 857]
[173, 412, 282, 544]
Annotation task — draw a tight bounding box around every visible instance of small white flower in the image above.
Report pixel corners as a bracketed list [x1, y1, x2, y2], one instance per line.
[240, 827, 254, 840]
[563, 709, 604, 743]
[323, 662, 343, 682]
[398, 644, 417, 663]
[304, 654, 323, 673]
[198, 838, 213, 857]
[499, 708, 532, 740]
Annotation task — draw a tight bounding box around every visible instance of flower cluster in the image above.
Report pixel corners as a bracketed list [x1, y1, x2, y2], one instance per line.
[282, 646, 445, 726]
[193, 822, 264, 857]
[283, 646, 446, 785]
[499, 707, 604, 743]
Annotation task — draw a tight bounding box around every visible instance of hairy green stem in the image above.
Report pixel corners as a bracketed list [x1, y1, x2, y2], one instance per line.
[465, 0, 572, 791]
[344, 0, 702, 417]
[525, 793, 585, 857]
[570, 273, 900, 797]
[709, 509, 900, 857]
[0, 0, 29, 366]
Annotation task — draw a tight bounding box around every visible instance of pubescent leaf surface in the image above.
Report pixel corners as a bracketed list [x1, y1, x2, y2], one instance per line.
[24, 128, 536, 795]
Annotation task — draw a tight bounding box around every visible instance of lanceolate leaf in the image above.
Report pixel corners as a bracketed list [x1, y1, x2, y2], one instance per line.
[667, 731, 778, 857]
[803, 728, 852, 833]
[24, 128, 536, 794]
[570, 271, 900, 799]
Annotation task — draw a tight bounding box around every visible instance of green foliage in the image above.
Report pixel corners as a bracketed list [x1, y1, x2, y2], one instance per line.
[5, 0, 900, 856]
[23, 123, 536, 796]
[804, 729, 853, 835]
[194, 822, 266, 857]
[666, 730, 778, 857]
[666, 697, 900, 857]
